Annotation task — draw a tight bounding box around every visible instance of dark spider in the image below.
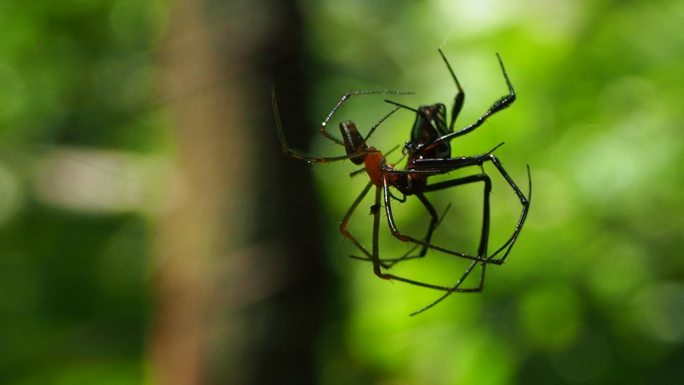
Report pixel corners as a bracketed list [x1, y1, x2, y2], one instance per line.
[272, 49, 531, 315]
[383, 50, 531, 264]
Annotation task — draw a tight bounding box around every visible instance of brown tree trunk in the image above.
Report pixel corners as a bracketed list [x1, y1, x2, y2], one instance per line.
[149, 1, 328, 384]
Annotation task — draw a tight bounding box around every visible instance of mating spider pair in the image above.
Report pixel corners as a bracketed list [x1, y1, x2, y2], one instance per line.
[272, 49, 531, 315]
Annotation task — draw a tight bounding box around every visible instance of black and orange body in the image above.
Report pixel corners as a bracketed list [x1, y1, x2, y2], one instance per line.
[271, 49, 531, 315]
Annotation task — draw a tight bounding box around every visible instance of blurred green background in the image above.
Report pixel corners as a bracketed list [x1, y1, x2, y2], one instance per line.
[1, 0, 684, 384]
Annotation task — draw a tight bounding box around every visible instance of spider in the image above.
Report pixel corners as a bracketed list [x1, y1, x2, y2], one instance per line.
[271, 49, 531, 314]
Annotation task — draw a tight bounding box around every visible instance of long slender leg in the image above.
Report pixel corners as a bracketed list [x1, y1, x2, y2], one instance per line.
[437, 49, 465, 131]
[392, 168, 492, 316]
[355, 177, 491, 315]
[424, 174, 492, 260]
[364, 108, 401, 142]
[384, 50, 465, 133]
[410, 260, 486, 317]
[402, 154, 531, 264]
[394, 142, 505, 173]
[485, 160, 531, 264]
[383, 174, 493, 262]
[370, 185, 474, 290]
[364, 199, 451, 268]
[341, 182, 428, 268]
[343, 182, 416, 268]
[318, 89, 413, 144]
[272, 85, 405, 163]
[382, 192, 440, 268]
[339, 181, 378, 262]
[415, 193, 440, 249]
[349, 201, 450, 266]
[366, 170, 486, 270]
[272, 84, 355, 163]
[428, 53, 516, 148]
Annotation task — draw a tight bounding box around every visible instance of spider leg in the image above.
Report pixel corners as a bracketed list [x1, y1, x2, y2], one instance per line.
[422, 173, 493, 259]
[319, 89, 413, 144]
[346, 168, 494, 314]
[410, 260, 486, 316]
[484, 160, 531, 265]
[400, 174, 493, 316]
[410, 165, 520, 316]
[382, 175, 485, 262]
[373, 198, 452, 268]
[341, 182, 409, 268]
[430, 53, 516, 146]
[272, 85, 358, 163]
[272, 85, 408, 163]
[370, 185, 474, 290]
[391, 142, 504, 175]
[382, 192, 440, 268]
[376, 175, 489, 315]
[437, 49, 465, 132]
[345, 188, 425, 266]
[340, 181, 387, 265]
[411, 154, 531, 264]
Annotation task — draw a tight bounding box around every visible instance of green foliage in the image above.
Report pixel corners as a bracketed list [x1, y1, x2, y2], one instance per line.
[0, 1, 168, 384]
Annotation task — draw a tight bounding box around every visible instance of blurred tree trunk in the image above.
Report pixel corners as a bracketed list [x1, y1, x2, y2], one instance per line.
[149, 0, 326, 384]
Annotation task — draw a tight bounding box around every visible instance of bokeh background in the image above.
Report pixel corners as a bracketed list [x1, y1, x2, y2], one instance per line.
[1, 0, 683, 384]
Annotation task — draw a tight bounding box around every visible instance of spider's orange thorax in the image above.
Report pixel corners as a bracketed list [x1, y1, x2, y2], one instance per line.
[364, 149, 385, 187]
